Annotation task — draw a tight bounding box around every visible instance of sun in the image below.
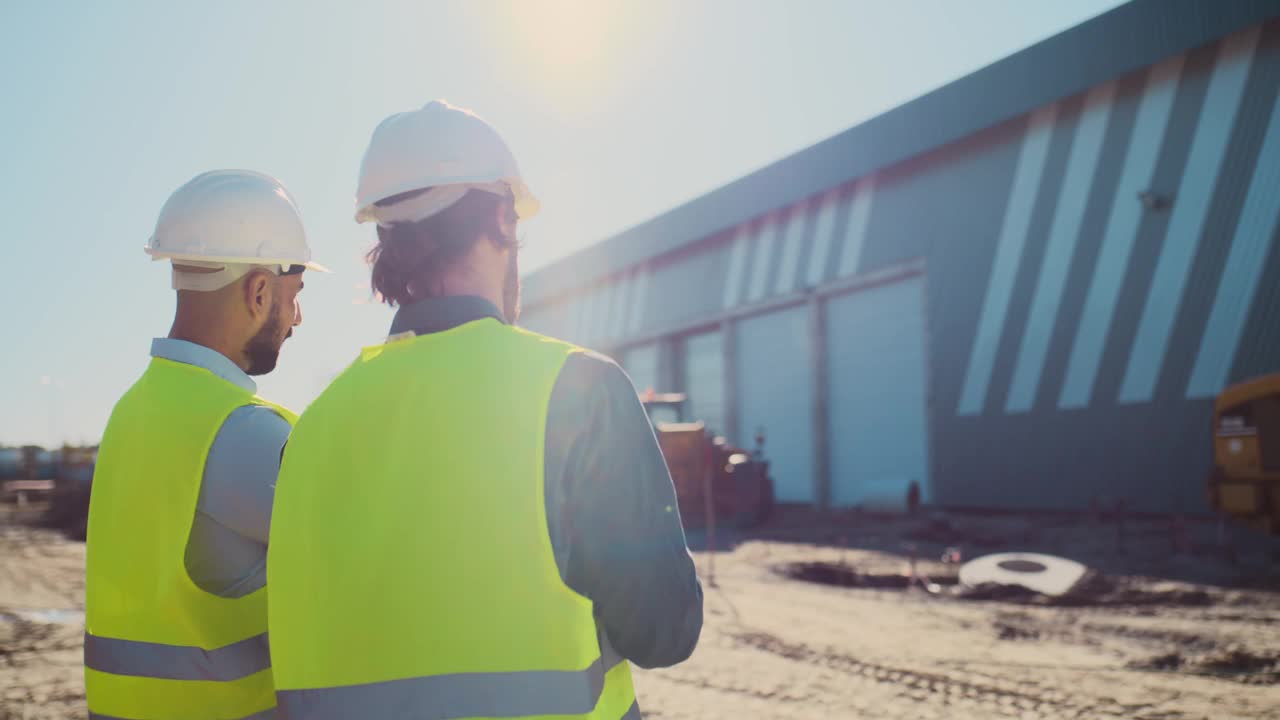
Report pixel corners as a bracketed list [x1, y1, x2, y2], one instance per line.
[491, 1, 656, 109]
[506, 1, 615, 67]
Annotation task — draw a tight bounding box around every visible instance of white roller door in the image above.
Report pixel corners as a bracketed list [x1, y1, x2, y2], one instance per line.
[682, 330, 726, 438]
[736, 306, 815, 502]
[826, 276, 930, 507]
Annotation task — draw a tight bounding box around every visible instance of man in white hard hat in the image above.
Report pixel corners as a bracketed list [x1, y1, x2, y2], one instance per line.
[267, 101, 701, 719]
[85, 169, 326, 720]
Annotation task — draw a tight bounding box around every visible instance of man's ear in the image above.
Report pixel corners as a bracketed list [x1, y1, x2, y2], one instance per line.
[243, 270, 275, 321]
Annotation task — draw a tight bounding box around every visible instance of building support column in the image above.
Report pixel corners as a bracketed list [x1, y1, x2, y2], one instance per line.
[722, 319, 739, 446]
[656, 336, 677, 394]
[669, 336, 687, 395]
[810, 294, 831, 509]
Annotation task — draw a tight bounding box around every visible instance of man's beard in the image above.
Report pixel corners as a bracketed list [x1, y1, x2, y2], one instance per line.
[503, 248, 521, 324]
[245, 300, 288, 376]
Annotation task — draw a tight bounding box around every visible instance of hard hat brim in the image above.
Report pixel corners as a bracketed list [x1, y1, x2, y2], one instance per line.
[145, 246, 332, 273]
[354, 179, 539, 224]
[510, 179, 540, 220]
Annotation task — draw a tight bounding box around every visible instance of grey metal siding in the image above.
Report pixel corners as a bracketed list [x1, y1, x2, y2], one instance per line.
[1233, 220, 1280, 382]
[643, 236, 735, 335]
[1088, 44, 1218, 408]
[923, 126, 1027, 445]
[1174, 28, 1280, 395]
[520, 17, 1280, 514]
[521, 0, 1280, 308]
[984, 95, 1083, 416]
[859, 124, 1020, 279]
[1228, 29, 1280, 386]
[746, 212, 783, 302]
[937, 403, 1215, 512]
[1121, 30, 1264, 404]
[1033, 72, 1145, 412]
[931, 25, 1280, 511]
[783, 199, 820, 292]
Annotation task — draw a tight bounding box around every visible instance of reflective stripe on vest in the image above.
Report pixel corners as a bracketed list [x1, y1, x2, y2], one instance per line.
[268, 321, 638, 718]
[276, 647, 627, 720]
[84, 631, 270, 681]
[89, 709, 276, 720]
[86, 358, 295, 720]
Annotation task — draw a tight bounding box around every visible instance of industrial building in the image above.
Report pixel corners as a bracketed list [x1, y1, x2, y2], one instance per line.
[520, 0, 1280, 514]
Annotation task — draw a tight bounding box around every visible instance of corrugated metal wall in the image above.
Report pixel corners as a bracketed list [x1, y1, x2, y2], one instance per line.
[934, 24, 1280, 512]
[521, 19, 1280, 513]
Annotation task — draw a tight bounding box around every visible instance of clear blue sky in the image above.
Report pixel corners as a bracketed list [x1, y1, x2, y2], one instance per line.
[0, 0, 1124, 447]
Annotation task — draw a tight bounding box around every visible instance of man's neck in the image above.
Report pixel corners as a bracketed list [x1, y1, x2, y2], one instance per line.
[430, 283, 505, 322]
[167, 326, 247, 373]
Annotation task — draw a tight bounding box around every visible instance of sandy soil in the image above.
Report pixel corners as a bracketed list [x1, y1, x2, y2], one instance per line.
[637, 539, 1280, 719]
[2, 508, 1278, 720]
[0, 518, 86, 720]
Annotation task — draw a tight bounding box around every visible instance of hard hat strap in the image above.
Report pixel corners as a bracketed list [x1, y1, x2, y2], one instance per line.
[172, 261, 283, 292]
[366, 182, 509, 228]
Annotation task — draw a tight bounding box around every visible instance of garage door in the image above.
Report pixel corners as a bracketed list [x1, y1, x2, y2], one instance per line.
[683, 330, 727, 438]
[826, 276, 930, 507]
[622, 344, 660, 395]
[736, 306, 815, 502]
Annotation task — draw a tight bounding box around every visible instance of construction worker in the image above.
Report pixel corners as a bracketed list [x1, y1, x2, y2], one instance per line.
[267, 101, 703, 719]
[84, 170, 327, 720]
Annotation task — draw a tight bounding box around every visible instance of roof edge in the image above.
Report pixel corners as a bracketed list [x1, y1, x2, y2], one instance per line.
[522, 0, 1280, 309]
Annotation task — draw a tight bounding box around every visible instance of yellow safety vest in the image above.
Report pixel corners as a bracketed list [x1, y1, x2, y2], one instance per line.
[268, 319, 639, 719]
[85, 357, 297, 720]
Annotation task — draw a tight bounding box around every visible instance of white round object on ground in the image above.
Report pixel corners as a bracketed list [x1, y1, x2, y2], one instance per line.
[958, 552, 1088, 597]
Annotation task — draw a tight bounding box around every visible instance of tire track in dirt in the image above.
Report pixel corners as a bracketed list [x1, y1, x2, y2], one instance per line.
[727, 629, 1191, 719]
[0, 525, 88, 719]
[0, 614, 85, 720]
[0, 527, 84, 611]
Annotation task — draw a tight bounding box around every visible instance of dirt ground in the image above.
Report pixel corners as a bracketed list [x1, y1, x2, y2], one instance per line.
[0, 511, 85, 720]
[2, 506, 1278, 720]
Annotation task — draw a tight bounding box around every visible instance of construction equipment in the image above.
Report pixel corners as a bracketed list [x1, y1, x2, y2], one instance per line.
[0, 446, 55, 504]
[46, 445, 96, 540]
[0, 445, 92, 537]
[1209, 372, 1280, 534]
[640, 391, 773, 529]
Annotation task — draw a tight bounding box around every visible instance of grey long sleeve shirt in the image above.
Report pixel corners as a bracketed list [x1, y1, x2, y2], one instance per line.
[148, 339, 291, 600]
[389, 295, 703, 669]
[155, 296, 702, 670]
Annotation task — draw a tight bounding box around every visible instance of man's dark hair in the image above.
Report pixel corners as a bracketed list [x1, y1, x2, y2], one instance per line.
[367, 188, 518, 307]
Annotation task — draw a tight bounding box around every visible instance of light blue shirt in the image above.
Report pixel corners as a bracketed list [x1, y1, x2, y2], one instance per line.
[150, 338, 291, 599]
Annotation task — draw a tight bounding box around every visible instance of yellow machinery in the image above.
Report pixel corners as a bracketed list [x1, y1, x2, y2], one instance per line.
[1210, 373, 1280, 534]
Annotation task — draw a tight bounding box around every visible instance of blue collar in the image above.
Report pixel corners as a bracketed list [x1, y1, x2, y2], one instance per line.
[150, 338, 257, 394]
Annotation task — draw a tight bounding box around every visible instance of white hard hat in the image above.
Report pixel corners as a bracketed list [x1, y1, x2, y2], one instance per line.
[146, 170, 329, 278]
[354, 100, 539, 225]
